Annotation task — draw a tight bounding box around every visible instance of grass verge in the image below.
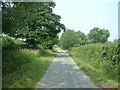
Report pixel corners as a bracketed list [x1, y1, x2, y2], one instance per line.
[70, 56, 118, 88]
[2, 49, 57, 88]
[69, 42, 119, 88]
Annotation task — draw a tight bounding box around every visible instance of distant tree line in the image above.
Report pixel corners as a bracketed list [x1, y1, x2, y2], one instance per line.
[59, 27, 111, 49]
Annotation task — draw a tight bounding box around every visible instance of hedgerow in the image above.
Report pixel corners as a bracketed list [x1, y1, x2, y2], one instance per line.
[2, 36, 31, 74]
[69, 42, 119, 81]
[2, 36, 27, 50]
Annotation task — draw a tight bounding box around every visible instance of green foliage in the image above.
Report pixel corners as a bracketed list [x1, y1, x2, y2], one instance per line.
[2, 2, 65, 48]
[36, 36, 59, 50]
[3, 49, 34, 75]
[2, 36, 16, 50]
[75, 31, 87, 45]
[114, 38, 120, 45]
[69, 42, 119, 87]
[2, 49, 56, 88]
[59, 29, 87, 49]
[2, 48, 57, 75]
[37, 44, 44, 50]
[14, 39, 27, 49]
[60, 29, 79, 49]
[87, 27, 110, 43]
[59, 27, 110, 50]
[2, 2, 62, 88]
[2, 36, 27, 50]
[42, 37, 59, 49]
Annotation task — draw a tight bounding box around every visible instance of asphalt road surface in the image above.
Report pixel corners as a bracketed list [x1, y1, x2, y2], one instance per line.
[36, 47, 99, 88]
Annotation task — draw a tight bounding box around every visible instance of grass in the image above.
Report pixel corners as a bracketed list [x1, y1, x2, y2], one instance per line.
[68, 42, 119, 88]
[70, 56, 118, 88]
[2, 49, 58, 88]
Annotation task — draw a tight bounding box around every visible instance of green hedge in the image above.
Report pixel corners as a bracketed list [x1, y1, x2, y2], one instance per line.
[2, 36, 31, 75]
[2, 36, 27, 50]
[70, 42, 119, 81]
[2, 49, 38, 75]
[2, 36, 17, 50]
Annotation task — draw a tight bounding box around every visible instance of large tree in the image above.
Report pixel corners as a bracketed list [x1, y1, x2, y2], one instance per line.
[60, 29, 79, 49]
[2, 2, 65, 48]
[87, 27, 110, 43]
[76, 31, 87, 45]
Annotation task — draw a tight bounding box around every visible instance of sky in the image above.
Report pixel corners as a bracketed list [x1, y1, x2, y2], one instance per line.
[53, 0, 119, 42]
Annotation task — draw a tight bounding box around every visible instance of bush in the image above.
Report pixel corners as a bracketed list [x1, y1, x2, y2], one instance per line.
[37, 44, 44, 50]
[2, 36, 28, 50]
[60, 30, 80, 49]
[69, 42, 119, 81]
[2, 49, 40, 75]
[14, 39, 28, 49]
[2, 36, 17, 50]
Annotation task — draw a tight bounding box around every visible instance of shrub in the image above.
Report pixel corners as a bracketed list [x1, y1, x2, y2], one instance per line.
[2, 36, 17, 50]
[2, 36, 28, 50]
[37, 44, 44, 50]
[2, 49, 39, 75]
[69, 42, 119, 81]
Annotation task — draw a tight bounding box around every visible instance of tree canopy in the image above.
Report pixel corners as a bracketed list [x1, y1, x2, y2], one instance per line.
[60, 29, 80, 49]
[87, 27, 110, 43]
[59, 27, 110, 49]
[2, 2, 65, 49]
[75, 31, 87, 45]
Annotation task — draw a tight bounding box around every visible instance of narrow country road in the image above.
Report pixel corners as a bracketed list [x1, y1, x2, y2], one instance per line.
[36, 47, 99, 88]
